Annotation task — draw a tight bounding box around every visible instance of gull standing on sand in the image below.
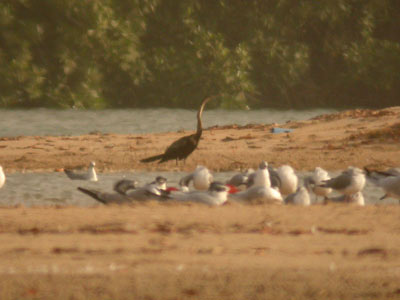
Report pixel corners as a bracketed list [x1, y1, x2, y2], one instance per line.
[319, 167, 365, 200]
[304, 167, 332, 201]
[365, 168, 400, 200]
[64, 161, 98, 181]
[230, 162, 282, 204]
[284, 186, 311, 206]
[247, 165, 281, 189]
[247, 161, 271, 188]
[170, 182, 229, 206]
[0, 166, 5, 189]
[179, 165, 213, 191]
[277, 165, 298, 196]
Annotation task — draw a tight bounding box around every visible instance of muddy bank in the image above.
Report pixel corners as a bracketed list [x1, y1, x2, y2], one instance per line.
[0, 204, 399, 299]
[1, 107, 399, 173]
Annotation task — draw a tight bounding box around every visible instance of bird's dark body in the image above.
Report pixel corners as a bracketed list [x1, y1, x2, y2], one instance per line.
[159, 133, 199, 163]
[140, 96, 212, 165]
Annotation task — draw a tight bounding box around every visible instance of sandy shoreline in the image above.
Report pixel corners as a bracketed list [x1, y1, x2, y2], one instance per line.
[0, 204, 399, 299]
[1, 106, 399, 173]
[0, 107, 400, 299]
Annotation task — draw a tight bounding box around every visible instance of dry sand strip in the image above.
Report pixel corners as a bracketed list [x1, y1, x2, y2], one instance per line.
[0, 203, 399, 299]
[0, 107, 399, 173]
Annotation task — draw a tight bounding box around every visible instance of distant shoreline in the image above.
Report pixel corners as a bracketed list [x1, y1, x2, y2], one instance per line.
[1, 106, 399, 173]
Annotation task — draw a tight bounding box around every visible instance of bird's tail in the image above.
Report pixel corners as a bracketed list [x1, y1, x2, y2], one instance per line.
[77, 187, 106, 204]
[140, 154, 164, 163]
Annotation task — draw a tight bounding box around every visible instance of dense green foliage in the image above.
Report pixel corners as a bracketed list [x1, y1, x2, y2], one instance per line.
[0, 0, 399, 109]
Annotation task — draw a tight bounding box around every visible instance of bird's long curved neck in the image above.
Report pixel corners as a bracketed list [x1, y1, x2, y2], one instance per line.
[194, 97, 211, 140]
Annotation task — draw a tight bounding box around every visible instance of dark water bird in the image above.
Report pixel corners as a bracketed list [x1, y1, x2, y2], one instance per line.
[140, 96, 214, 165]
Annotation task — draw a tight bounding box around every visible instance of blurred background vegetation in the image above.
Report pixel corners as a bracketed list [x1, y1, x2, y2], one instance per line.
[0, 0, 399, 109]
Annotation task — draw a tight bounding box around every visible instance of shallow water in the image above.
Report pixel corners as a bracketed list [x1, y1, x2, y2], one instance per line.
[0, 108, 337, 137]
[1, 108, 397, 206]
[0, 171, 396, 206]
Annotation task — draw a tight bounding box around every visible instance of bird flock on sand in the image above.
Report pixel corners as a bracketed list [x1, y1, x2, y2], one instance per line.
[3, 160, 395, 206]
[66, 162, 398, 206]
[0, 96, 399, 205]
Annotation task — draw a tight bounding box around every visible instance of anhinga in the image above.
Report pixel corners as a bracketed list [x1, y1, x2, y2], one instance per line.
[140, 96, 214, 165]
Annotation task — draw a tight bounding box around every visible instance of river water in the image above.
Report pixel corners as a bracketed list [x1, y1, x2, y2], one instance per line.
[2, 170, 396, 206]
[0, 108, 396, 206]
[0, 108, 336, 137]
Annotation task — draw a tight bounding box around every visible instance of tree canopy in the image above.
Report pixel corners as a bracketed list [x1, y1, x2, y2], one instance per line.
[0, 0, 399, 109]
